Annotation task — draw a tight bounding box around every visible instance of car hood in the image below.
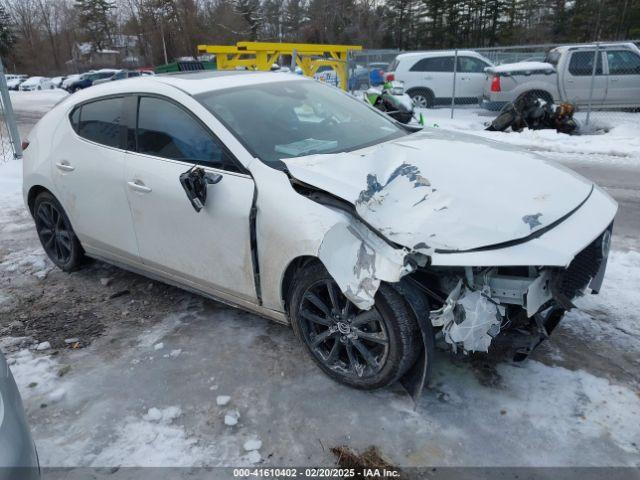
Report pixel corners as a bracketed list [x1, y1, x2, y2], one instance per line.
[283, 129, 594, 253]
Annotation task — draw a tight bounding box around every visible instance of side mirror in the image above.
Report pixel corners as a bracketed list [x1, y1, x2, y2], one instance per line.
[179, 166, 222, 212]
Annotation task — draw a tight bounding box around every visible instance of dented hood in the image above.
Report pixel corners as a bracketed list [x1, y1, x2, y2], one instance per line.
[284, 129, 594, 253]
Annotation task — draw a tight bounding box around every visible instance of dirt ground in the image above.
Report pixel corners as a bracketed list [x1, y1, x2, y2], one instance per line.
[1, 92, 639, 473]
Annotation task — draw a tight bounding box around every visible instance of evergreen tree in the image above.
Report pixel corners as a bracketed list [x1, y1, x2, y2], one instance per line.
[75, 0, 115, 51]
[0, 3, 15, 60]
[234, 0, 262, 40]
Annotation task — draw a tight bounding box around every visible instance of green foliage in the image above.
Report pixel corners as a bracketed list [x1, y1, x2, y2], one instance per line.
[0, 3, 15, 59]
[75, 0, 115, 51]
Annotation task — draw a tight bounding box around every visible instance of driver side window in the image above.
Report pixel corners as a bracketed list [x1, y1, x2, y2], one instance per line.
[135, 96, 241, 173]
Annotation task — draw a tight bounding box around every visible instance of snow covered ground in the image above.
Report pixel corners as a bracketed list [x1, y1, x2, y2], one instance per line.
[417, 107, 640, 167]
[1, 94, 639, 471]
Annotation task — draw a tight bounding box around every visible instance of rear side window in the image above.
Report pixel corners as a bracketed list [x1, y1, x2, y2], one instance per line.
[410, 56, 454, 72]
[457, 56, 489, 73]
[75, 97, 124, 148]
[569, 51, 603, 76]
[607, 50, 640, 75]
[136, 96, 239, 172]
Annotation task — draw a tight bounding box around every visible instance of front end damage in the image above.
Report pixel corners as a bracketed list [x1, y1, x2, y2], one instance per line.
[283, 130, 617, 395]
[426, 223, 611, 360]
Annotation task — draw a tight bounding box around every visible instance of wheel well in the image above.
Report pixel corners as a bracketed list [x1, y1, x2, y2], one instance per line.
[281, 256, 322, 313]
[27, 185, 50, 214]
[407, 87, 434, 99]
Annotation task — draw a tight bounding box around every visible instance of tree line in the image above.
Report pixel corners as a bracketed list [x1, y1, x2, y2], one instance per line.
[1, 0, 638, 74]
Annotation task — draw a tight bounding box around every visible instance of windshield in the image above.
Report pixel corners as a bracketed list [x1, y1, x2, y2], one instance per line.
[196, 80, 407, 163]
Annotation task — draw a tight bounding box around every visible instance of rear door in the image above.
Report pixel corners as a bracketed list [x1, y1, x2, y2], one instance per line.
[52, 96, 140, 263]
[563, 50, 607, 106]
[604, 49, 640, 106]
[456, 56, 492, 104]
[406, 56, 454, 100]
[123, 95, 258, 301]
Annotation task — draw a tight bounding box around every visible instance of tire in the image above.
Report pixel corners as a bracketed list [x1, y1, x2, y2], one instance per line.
[288, 263, 420, 389]
[33, 192, 84, 271]
[408, 88, 434, 109]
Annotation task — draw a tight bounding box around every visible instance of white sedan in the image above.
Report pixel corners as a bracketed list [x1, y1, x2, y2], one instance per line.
[22, 71, 616, 391]
[19, 76, 54, 91]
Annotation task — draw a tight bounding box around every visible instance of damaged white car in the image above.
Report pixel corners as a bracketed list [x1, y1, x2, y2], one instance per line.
[22, 71, 617, 391]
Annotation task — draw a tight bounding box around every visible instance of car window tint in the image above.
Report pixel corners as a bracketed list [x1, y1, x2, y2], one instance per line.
[569, 51, 603, 76]
[76, 97, 123, 148]
[136, 96, 238, 171]
[410, 56, 454, 72]
[607, 50, 640, 75]
[70, 107, 80, 132]
[457, 57, 489, 73]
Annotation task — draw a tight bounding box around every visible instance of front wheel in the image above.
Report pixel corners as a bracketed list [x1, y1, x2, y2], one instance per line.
[33, 192, 84, 271]
[408, 89, 434, 109]
[289, 263, 421, 389]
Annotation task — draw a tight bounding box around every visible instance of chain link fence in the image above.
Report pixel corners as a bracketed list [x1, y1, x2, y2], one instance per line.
[352, 41, 640, 132]
[0, 58, 22, 163]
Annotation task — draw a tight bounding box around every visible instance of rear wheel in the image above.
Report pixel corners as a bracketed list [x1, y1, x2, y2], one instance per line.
[33, 192, 84, 271]
[289, 263, 420, 389]
[408, 88, 434, 108]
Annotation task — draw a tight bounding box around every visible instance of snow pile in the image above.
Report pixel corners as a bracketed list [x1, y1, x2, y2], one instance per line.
[487, 61, 555, 74]
[6, 347, 62, 402]
[0, 247, 52, 278]
[90, 406, 206, 467]
[418, 108, 640, 166]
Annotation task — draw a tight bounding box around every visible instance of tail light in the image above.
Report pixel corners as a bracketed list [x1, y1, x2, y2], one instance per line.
[385, 72, 395, 82]
[490, 75, 501, 92]
[21, 139, 30, 151]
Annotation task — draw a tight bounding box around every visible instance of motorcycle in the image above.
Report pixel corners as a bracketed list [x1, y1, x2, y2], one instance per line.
[364, 81, 423, 125]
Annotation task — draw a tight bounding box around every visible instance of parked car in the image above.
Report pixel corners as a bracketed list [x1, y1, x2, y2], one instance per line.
[23, 72, 616, 390]
[386, 50, 492, 108]
[0, 351, 40, 479]
[50, 76, 66, 88]
[61, 74, 82, 91]
[349, 63, 389, 90]
[67, 70, 119, 92]
[4, 74, 28, 90]
[482, 42, 640, 110]
[92, 69, 142, 86]
[19, 77, 54, 91]
[386, 50, 494, 107]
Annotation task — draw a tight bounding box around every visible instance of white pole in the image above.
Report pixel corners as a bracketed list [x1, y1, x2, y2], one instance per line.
[451, 49, 458, 119]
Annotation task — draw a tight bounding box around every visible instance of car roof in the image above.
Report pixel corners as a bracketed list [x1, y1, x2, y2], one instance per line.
[60, 70, 309, 104]
[552, 42, 639, 52]
[396, 50, 481, 60]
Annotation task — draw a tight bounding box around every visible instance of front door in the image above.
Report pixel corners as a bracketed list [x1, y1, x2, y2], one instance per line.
[53, 96, 139, 263]
[563, 50, 608, 106]
[604, 49, 640, 107]
[123, 95, 257, 301]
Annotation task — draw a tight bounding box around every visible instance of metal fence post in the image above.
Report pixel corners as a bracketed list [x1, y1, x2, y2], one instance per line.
[450, 49, 458, 119]
[290, 48, 297, 73]
[0, 57, 23, 159]
[585, 42, 600, 127]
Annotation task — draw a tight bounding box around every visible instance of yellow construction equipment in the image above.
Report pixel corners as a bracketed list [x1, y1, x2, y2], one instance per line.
[197, 42, 362, 90]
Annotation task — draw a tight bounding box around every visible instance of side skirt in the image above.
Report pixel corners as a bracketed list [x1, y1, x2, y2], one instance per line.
[85, 250, 289, 325]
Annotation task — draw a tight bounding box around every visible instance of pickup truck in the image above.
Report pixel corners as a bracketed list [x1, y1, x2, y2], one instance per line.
[482, 42, 640, 110]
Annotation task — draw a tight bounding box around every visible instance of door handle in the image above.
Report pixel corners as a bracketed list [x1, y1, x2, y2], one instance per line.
[55, 161, 75, 172]
[423, 76, 432, 80]
[127, 180, 152, 193]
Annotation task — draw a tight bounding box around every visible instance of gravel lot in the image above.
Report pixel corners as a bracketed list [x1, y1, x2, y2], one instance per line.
[1, 91, 639, 473]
